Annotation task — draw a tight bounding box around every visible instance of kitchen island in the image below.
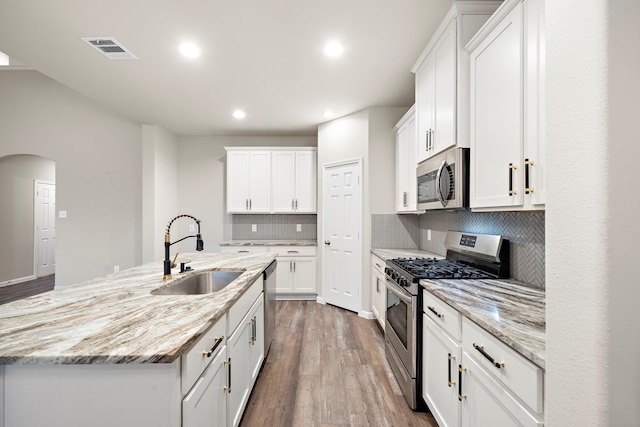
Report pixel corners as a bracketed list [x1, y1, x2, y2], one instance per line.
[0, 252, 276, 427]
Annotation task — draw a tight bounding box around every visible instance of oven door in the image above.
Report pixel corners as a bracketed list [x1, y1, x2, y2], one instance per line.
[385, 278, 416, 377]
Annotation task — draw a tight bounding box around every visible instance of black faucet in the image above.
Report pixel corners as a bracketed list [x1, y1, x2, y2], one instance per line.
[164, 214, 204, 280]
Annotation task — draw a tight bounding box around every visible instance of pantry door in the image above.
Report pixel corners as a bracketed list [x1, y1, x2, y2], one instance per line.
[322, 160, 362, 313]
[35, 181, 55, 277]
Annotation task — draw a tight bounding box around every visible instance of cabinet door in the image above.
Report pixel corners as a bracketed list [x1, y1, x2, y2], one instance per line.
[248, 152, 271, 212]
[460, 352, 543, 427]
[227, 316, 251, 427]
[470, 3, 524, 209]
[422, 314, 460, 427]
[275, 257, 293, 293]
[416, 55, 435, 164]
[272, 151, 295, 213]
[396, 114, 417, 212]
[432, 19, 457, 156]
[293, 151, 317, 213]
[371, 268, 386, 328]
[183, 347, 227, 427]
[291, 257, 316, 293]
[247, 297, 265, 386]
[227, 151, 251, 212]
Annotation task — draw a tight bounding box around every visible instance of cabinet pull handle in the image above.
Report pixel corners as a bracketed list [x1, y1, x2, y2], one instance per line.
[293, 261, 296, 273]
[427, 305, 444, 318]
[426, 130, 429, 152]
[473, 343, 505, 369]
[249, 199, 252, 209]
[508, 163, 517, 196]
[292, 199, 295, 210]
[245, 199, 248, 210]
[295, 199, 298, 209]
[376, 277, 380, 293]
[458, 365, 467, 400]
[249, 316, 256, 345]
[224, 358, 232, 393]
[524, 159, 534, 194]
[287, 250, 299, 254]
[238, 250, 250, 253]
[448, 353, 456, 387]
[289, 261, 292, 272]
[202, 336, 224, 358]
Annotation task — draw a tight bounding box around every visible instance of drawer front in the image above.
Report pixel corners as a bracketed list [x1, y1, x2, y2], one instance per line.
[423, 289, 462, 341]
[219, 246, 269, 254]
[228, 278, 263, 336]
[371, 254, 385, 274]
[181, 315, 227, 394]
[462, 317, 543, 414]
[270, 246, 316, 256]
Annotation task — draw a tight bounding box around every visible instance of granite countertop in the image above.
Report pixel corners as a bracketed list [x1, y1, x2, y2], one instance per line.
[220, 240, 317, 246]
[421, 278, 545, 369]
[0, 252, 276, 365]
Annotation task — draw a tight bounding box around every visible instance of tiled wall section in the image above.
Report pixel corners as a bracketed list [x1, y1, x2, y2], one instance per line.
[371, 214, 420, 249]
[420, 211, 545, 289]
[232, 214, 317, 240]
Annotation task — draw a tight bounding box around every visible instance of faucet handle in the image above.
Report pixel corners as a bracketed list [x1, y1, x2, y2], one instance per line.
[180, 261, 192, 273]
[171, 252, 179, 268]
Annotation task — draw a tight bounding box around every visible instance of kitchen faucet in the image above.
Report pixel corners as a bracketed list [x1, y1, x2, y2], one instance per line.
[164, 214, 204, 280]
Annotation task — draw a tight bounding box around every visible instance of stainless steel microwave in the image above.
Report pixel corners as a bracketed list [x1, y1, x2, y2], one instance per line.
[417, 147, 469, 210]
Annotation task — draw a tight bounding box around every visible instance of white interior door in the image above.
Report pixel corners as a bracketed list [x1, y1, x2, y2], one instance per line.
[35, 181, 55, 277]
[322, 161, 361, 313]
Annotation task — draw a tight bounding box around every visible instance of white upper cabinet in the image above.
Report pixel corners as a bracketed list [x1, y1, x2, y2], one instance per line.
[395, 105, 422, 213]
[226, 147, 317, 214]
[226, 150, 271, 213]
[467, 0, 545, 210]
[413, 2, 502, 164]
[272, 149, 317, 213]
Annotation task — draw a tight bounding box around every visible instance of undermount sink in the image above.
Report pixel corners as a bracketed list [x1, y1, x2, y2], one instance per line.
[151, 270, 244, 295]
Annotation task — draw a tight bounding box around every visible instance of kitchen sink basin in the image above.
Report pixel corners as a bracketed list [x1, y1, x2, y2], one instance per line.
[151, 270, 244, 295]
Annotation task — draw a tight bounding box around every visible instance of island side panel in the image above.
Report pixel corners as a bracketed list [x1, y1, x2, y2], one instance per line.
[3, 362, 181, 427]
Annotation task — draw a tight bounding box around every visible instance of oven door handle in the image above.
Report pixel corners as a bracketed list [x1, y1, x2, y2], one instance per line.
[386, 279, 412, 305]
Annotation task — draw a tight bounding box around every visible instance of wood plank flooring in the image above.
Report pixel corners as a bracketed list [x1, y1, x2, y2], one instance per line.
[240, 301, 437, 427]
[0, 275, 55, 305]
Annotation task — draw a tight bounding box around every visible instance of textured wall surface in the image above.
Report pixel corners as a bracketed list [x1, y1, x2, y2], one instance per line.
[371, 214, 420, 249]
[232, 214, 317, 240]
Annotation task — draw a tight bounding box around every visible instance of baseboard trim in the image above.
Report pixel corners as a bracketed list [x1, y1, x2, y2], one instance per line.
[275, 293, 317, 301]
[0, 274, 36, 289]
[358, 310, 375, 320]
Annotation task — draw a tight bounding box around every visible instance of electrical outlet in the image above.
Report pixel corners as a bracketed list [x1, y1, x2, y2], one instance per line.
[114, 265, 120, 273]
[296, 224, 302, 232]
[427, 229, 432, 241]
[252, 224, 257, 232]
[189, 224, 196, 232]
[58, 210, 67, 218]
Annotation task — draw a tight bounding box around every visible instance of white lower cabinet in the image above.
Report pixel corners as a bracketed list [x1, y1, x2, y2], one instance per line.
[370, 254, 386, 328]
[272, 246, 317, 298]
[227, 293, 264, 427]
[182, 346, 227, 427]
[422, 289, 544, 427]
[422, 314, 461, 427]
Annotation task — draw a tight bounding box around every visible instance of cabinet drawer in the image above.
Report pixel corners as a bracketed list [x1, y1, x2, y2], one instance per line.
[181, 315, 227, 394]
[220, 246, 269, 254]
[270, 246, 316, 256]
[371, 254, 385, 274]
[462, 317, 543, 414]
[423, 289, 461, 341]
[228, 278, 263, 336]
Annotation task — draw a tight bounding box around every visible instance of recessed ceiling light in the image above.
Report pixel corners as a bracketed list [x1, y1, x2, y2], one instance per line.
[233, 110, 246, 119]
[179, 43, 201, 58]
[323, 111, 335, 118]
[324, 41, 344, 58]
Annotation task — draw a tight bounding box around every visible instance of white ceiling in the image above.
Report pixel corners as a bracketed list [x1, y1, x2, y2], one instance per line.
[0, 0, 456, 136]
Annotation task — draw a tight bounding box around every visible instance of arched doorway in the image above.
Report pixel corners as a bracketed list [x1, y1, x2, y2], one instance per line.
[0, 154, 56, 303]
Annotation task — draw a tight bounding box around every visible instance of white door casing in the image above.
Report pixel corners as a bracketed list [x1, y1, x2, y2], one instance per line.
[34, 181, 55, 278]
[322, 160, 362, 313]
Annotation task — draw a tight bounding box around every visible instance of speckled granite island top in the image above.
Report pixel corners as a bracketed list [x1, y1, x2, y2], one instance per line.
[0, 252, 276, 365]
[220, 240, 317, 246]
[421, 279, 545, 369]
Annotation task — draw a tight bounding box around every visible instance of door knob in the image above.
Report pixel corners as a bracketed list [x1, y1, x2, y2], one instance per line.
[324, 240, 331, 245]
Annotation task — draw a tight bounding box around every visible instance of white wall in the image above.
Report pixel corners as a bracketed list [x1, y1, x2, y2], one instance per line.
[142, 125, 179, 263]
[546, 1, 640, 426]
[0, 71, 143, 286]
[175, 136, 317, 254]
[0, 154, 55, 283]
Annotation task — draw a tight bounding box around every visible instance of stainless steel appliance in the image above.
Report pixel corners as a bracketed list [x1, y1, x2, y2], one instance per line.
[384, 231, 509, 409]
[417, 147, 469, 210]
[263, 260, 277, 356]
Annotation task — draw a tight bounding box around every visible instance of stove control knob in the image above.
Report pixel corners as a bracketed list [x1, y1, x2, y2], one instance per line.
[399, 278, 407, 287]
[384, 267, 390, 275]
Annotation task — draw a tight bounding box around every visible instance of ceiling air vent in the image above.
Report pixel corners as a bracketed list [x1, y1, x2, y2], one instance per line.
[81, 37, 137, 60]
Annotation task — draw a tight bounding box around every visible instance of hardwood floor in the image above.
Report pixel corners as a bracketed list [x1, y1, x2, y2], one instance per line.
[240, 301, 437, 427]
[0, 275, 55, 305]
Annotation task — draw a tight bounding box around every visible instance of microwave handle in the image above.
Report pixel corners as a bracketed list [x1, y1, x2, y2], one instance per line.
[436, 160, 449, 207]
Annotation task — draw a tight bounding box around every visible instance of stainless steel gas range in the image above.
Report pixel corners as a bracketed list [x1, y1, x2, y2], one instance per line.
[384, 231, 509, 409]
